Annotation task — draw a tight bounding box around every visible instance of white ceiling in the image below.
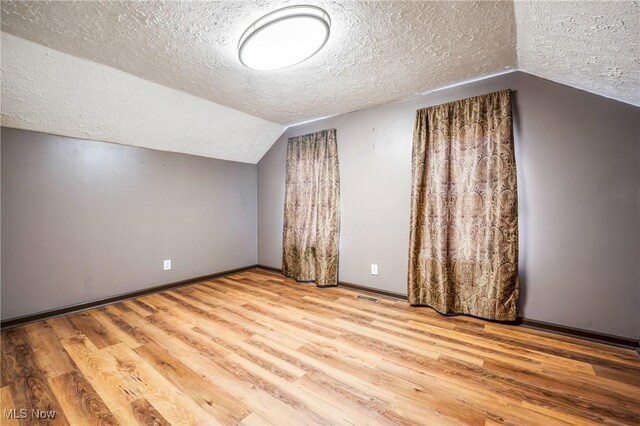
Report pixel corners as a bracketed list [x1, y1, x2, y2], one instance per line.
[1, 0, 517, 125]
[515, 1, 639, 107]
[1, 1, 638, 163]
[1, 33, 285, 163]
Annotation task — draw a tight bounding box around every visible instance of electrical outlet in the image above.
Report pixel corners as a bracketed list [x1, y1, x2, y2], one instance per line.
[163, 260, 171, 271]
[371, 264, 378, 275]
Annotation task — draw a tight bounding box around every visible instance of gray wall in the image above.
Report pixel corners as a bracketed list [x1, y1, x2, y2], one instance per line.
[258, 71, 640, 339]
[1, 128, 257, 320]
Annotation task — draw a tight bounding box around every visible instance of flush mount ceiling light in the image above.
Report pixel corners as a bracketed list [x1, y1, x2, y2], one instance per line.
[238, 5, 331, 71]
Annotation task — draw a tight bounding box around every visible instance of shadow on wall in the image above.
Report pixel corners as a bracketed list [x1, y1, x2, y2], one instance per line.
[511, 90, 529, 317]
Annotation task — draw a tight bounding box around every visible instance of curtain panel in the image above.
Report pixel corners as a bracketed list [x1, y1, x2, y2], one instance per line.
[282, 129, 340, 287]
[408, 90, 519, 320]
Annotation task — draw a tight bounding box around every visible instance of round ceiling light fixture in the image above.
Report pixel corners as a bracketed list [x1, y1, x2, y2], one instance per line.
[238, 5, 331, 71]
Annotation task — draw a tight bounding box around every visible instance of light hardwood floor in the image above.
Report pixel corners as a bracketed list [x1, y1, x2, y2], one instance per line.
[1, 268, 639, 425]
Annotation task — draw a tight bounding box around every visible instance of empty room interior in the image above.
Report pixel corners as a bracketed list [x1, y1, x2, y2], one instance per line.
[1, 1, 639, 425]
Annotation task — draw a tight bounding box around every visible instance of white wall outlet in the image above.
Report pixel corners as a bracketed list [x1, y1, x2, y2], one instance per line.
[371, 264, 378, 275]
[163, 260, 171, 271]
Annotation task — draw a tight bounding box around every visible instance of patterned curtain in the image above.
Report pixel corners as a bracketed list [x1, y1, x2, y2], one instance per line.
[282, 129, 340, 287]
[408, 90, 519, 320]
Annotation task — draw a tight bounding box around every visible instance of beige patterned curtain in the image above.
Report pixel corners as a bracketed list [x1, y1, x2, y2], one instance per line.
[283, 129, 340, 287]
[408, 90, 519, 320]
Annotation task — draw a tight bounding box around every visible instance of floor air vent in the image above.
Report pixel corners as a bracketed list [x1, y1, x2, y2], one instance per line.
[356, 294, 379, 303]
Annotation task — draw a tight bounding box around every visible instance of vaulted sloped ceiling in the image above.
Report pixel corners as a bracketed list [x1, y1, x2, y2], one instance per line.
[1, 1, 638, 163]
[1, 33, 286, 163]
[0, 1, 517, 125]
[514, 1, 639, 107]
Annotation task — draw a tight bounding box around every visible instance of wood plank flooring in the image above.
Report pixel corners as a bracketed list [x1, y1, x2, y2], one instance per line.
[2, 268, 639, 425]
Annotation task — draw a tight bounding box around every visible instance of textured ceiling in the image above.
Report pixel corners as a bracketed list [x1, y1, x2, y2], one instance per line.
[0, 0, 517, 125]
[515, 1, 640, 107]
[1, 33, 285, 163]
[1, 1, 638, 163]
